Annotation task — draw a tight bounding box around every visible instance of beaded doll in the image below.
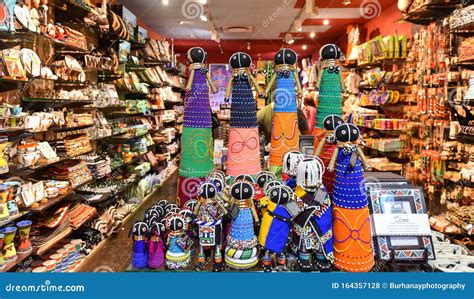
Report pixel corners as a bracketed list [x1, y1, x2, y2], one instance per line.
[258, 185, 296, 272]
[224, 181, 259, 269]
[259, 179, 283, 215]
[225, 52, 264, 177]
[165, 213, 192, 270]
[194, 181, 228, 271]
[178, 47, 218, 207]
[180, 208, 197, 255]
[327, 123, 374, 272]
[130, 221, 149, 269]
[314, 44, 344, 132]
[148, 221, 165, 269]
[315, 115, 345, 196]
[293, 157, 334, 272]
[254, 171, 276, 211]
[265, 48, 302, 173]
[282, 150, 305, 190]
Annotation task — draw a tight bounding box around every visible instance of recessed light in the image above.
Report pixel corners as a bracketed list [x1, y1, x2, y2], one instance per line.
[288, 39, 295, 44]
[162, 0, 169, 5]
[200, 14, 208, 22]
[298, 26, 302, 32]
[179, 21, 185, 25]
[323, 19, 329, 25]
[342, 0, 351, 5]
[199, 0, 207, 4]
[302, 45, 307, 50]
[310, 32, 316, 38]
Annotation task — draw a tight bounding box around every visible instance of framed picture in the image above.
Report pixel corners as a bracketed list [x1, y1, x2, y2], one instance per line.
[369, 186, 435, 261]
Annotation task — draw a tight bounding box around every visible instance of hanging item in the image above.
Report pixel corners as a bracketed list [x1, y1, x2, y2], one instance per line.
[225, 52, 264, 177]
[265, 48, 302, 173]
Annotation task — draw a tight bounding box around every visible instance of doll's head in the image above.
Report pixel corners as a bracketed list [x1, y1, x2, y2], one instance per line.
[150, 221, 165, 237]
[229, 52, 252, 69]
[335, 123, 360, 142]
[130, 221, 149, 238]
[207, 170, 226, 182]
[230, 181, 254, 200]
[296, 157, 325, 188]
[165, 213, 187, 232]
[274, 48, 298, 65]
[256, 171, 276, 188]
[319, 44, 342, 60]
[282, 150, 305, 178]
[149, 205, 165, 219]
[157, 200, 168, 208]
[143, 209, 158, 226]
[199, 181, 217, 199]
[165, 203, 178, 214]
[187, 47, 207, 64]
[179, 209, 195, 223]
[263, 180, 283, 196]
[323, 115, 344, 131]
[184, 199, 199, 212]
[32, 0, 40, 9]
[208, 177, 224, 193]
[234, 174, 255, 184]
[268, 185, 293, 205]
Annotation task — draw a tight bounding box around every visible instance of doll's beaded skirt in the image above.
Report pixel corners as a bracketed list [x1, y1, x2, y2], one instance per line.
[320, 142, 337, 195]
[166, 235, 191, 269]
[258, 201, 291, 254]
[315, 69, 342, 129]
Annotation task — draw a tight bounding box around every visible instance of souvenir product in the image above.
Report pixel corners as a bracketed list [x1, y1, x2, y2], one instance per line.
[0, 226, 16, 261]
[16, 220, 32, 254]
[265, 48, 302, 173]
[225, 52, 263, 177]
[165, 213, 191, 270]
[178, 47, 217, 207]
[130, 221, 148, 269]
[194, 181, 227, 271]
[0, 234, 5, 270]
[314, 115, 345, 196]
[315, 44, 344, 131]
[293, 157, 334, 272]
[148, 221, 165, 269]
[259, 179, 283, 215]
[224, 180, 259, 269]
[258, 185, 296, 272]
[29, 0, 40, 32]
[328, 123, 374, 272]
[254, 171, 276, 210]
[179, 208, 197, 255]
[281, 150, 305, 190]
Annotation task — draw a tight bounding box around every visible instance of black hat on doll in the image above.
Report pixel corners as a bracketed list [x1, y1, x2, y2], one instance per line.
[335, 123, 360, 142]
[229, 52, 252, 68]
[319, 44, 342, 60]
[199, 181, 217, 199]
[274, 48, 298, 65]
[323, 115, 344, 131]
[230, 181, 254, 200]
[187, 47, 207, 64]
[256, 171, 276, 188]
[268, 185, 293, 205]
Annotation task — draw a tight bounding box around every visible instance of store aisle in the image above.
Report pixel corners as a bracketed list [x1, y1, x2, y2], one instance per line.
[79, 171, 179, 272]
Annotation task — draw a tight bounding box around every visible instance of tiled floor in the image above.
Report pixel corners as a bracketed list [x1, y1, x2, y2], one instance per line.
[79, 171, 179, 272]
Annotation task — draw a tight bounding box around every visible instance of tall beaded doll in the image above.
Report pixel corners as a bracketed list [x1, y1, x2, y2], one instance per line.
[258, 185, 295, 272]
[293, 157, 334, 272]
[130, 221, 149, 269]
[314, 44, 344, 142]
[194, 181, 228, 272]
[224, 180, 259, 269]
[327, 123, 374, 272]
[224, 52, 264, 177]
[178, 47, 218, 207]
[315, 115, 345, 196]
[281, 150, 305, 190]
[165, 213, 192, 270]
[265, 48, 302, 173]
[148, 220, 165, 269]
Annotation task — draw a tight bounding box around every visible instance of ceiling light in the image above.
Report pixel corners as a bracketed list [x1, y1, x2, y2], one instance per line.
[302, 45, 307, 50]
[179, 21, 185, 25]
[162, 0, 169, 5]
[247, 42, 251, 50]
[199, 0, 207, 4]
[310, 32, 316, 38]
[288, 39, 295, 45]
[285, 33, 294, 45]
[323, 19, 329, 25]
[298, 26, 302, 32]
[200, 14, 208, 22]
[342, 0, 351, 5]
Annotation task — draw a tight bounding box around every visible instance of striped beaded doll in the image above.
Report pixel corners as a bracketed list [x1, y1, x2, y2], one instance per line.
[165, 213, 192, 270]
[130, 221, 149, 269]
[327, 123, 374, 272]
[193, 181, 228, 272]
[281, 150, 305, 190]
[265, 48, 302, 173]
[293, 157, 334, 272]
[224, 180, 259, 269]
[178, 47, 218, 207]
[315, 115, 345, 196]
[258, 185, 295, 272]
[314, 44, 344, 135]
[225, 52, 264, 177]
[148, 221, 165, 269]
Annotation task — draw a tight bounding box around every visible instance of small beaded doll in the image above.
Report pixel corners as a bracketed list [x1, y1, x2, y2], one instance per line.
[282, 150, 305, 190]
[178, 47, 217, 207]
[225, 52, 264, 177]
[327, 123, 374, 272]
[165, 213, 192, 270]
[314, 44, 344, 132]
[130, 221, 149, 269]
[265, 48, 302, 173]
[224, 180, 259, 269]
[293, 157, 334, 272]
[259, 179, 283, 215]
[194, 181, 228, 271]
[180, 208, 197, 255]
[148, 221, 165, 269]
[254, 171, 276, 211]
[258, 185, 296, 272]
[315, 115, 345, 196]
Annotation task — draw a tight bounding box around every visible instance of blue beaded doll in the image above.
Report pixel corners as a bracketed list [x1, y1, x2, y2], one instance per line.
[164, 213, 192, 270]
[130, 221, 149, 269]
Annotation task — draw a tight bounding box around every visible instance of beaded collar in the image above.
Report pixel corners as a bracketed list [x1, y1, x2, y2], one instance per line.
[321, 59, 339, 69]
[189, 62, 207, 70]
[232, 67, 249, 74]
[275, 64, 295, 72]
